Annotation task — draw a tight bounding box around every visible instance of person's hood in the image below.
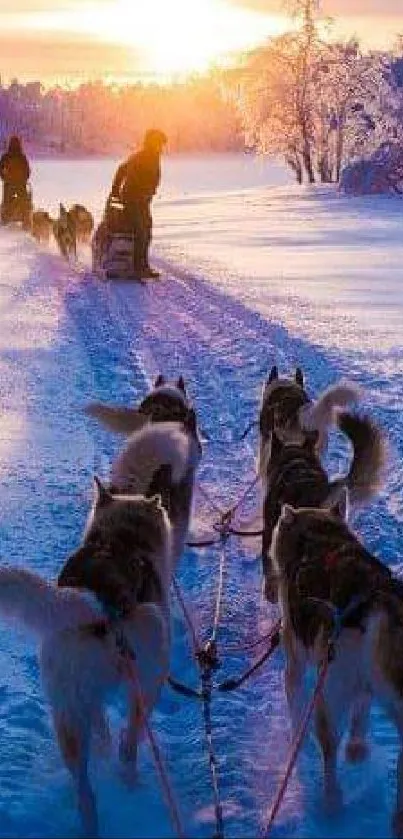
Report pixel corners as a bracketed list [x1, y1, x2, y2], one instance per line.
[7, 136, 23, 155]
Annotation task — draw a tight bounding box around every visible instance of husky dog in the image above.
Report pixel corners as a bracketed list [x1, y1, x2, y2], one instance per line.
[0, 484, 172, 837]
[258, 366, 360, 483]
[271, 499, 403, 836]
[69, 204, 94, 245]
[85, 374, 192, 437]
[53, 203, 77, 260]
[262, 412, 386, 601]
[0, 418, 201, 836]
[32, 209, 53, 244]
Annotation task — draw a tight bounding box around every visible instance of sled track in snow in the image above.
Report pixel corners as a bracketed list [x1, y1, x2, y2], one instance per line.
[63, 255, 403, 836]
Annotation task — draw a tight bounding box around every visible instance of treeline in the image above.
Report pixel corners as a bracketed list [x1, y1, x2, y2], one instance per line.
[0, 74, 244, 155]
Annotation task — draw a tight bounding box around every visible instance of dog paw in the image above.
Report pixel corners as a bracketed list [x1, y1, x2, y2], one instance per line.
[119, 727, 138, 779]
[118, 759, 138, 790]
[119, 728, 138, 764]
[118, 761, 138, 790]
[392, 811, 403, 838]
[324, 783, 343, 815]
[345, 738, 369, 763]
[118, 730, 138, 789]
[91, 711, 112, 758]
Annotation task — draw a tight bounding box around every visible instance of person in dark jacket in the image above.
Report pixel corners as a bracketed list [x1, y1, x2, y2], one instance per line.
[111, 128, 167, 279]
[0, 136, 31, 206]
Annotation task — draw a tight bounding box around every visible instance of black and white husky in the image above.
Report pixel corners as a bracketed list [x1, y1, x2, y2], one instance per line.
[258, 365, 361, 485]
[0, 419, 201, 837]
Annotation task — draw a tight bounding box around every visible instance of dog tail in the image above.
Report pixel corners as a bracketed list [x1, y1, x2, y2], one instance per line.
[0, 566, 101, 638]
[339, 411, 387, 504]
[300, 381, 360, 434]
[85, 402, 148, 435]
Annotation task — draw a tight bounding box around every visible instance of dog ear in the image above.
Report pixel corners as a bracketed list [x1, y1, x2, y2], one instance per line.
[184, 408, 198, 437]
[93, 476, 113, 508]
[84, 403, 147, 435]
[268, 365, 278, 384]
[154, 375, 165, 388]
[281, 503, 296, 525]
[325, 485, 349, 522]
[295, 367, 304, 387]
[177, 376, 186, 394]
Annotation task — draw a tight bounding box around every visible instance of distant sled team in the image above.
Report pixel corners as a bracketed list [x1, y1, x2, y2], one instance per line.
[0, 135, 95, 258]
[0, 129, 166, 280]
[0, 366, 401, 838]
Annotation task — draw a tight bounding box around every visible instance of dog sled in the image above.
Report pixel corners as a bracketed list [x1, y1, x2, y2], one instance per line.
[1, 183, 33, 230]
[92, 197, 143, 281]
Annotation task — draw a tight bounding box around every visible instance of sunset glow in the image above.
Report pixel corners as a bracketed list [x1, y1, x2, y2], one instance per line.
[104, 0, 284, 77]
[1, 1, 403, 84]
[5, 0, 285, 80]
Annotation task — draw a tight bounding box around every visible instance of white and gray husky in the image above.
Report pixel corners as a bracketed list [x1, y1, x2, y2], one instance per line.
[0, 417, 201, 837]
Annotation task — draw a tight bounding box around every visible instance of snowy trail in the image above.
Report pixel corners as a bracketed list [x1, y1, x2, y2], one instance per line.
[0, 212, 402, 839]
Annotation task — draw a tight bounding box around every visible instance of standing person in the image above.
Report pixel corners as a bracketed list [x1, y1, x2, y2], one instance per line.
[111, 128, 167, 279]
[0, 135, 30, 207]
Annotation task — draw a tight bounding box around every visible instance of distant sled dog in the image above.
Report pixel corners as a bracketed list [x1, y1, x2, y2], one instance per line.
[69, 203, 94, 245]
[0, 419, 201, 837]
[53, 203, 77, 260]
[32, 209, 53, 245]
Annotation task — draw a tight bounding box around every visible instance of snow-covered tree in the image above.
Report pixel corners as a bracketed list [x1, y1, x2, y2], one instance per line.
[236, 2, 402, 184]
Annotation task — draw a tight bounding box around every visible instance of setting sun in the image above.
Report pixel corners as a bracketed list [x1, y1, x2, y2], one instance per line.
[1, 1, 403, 84]
[90, 0, 284, 78]
[21, 0, 283, 80]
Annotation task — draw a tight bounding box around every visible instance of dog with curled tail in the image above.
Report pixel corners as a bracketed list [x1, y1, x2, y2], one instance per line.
[257, 365, 361, 485]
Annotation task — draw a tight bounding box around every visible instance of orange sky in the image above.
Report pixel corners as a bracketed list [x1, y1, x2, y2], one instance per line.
[1, 0, 403, 84]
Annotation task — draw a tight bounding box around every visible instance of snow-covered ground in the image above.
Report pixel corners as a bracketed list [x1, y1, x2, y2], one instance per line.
[0, 153, 402, 838]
